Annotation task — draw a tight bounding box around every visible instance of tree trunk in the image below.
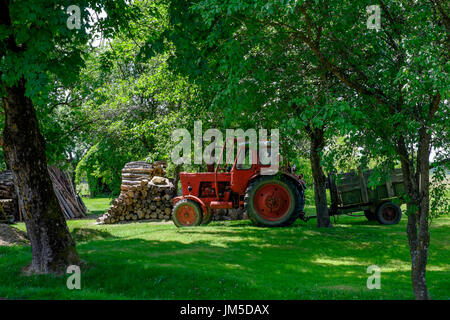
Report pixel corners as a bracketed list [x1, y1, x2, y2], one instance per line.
[308, 127, 332, 228]
[397, 132, 431, 300]
[172, 164, 181, 196]
[2, 80, 80, 274]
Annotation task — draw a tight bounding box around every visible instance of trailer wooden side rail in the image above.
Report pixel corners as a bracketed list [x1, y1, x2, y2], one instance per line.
[327, 168, 405, 225]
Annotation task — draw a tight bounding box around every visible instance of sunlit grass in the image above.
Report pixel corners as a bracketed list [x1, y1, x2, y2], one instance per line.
[1, 197, 449, 300]
[82, 197, 113, 215]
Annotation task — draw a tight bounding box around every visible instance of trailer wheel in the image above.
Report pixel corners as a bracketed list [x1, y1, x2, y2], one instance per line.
[244, 176, 300, 227]
[201, 209, 213, 225]
[376, 202, 402, 225]
[172, 199, 203, 227]
[364, 210, 376, 221]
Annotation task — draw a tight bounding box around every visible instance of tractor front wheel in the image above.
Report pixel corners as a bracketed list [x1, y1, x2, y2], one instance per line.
[172, 199, 203, 227]
[244, 176, 300, 227]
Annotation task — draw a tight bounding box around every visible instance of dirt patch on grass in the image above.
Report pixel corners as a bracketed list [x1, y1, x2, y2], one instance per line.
[0, 224, 29, 246]
[71, 227, 116, 242]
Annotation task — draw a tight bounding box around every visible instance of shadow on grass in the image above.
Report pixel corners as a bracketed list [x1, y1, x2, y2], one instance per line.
[72, 238, 376, 299]
[70, 235, 447, 299]
[1, 216, 449, 299]
[341, 219, 380, 226]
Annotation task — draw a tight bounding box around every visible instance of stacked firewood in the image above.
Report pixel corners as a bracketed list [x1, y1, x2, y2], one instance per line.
[0, 171, 19, 223]
[97, 161, 175, 224]
[0, 168, 86, 222]
[120, 161, 167, 192]
[0, 200, 17, 224]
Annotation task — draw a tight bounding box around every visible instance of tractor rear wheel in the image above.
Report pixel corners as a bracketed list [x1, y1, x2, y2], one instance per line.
[172, 199, 203, 227]
[376, 202, 402, 225]
[244, 176, 300, 227]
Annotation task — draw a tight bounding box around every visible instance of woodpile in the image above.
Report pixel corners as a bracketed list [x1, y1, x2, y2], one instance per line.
[0, 167, 87, 222]
[0, 171, 19, 223]
[0, 199, 17, 224]
[48, 167, 87, 219]
[97, 161, 175, 224]
[120, 161, 167, 192]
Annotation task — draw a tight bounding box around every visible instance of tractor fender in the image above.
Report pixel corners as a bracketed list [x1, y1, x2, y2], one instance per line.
[172, 196, 183, 205]
[172, 195, 208, 216]
[248, 172, 306, 193]
[282, 172, 307, 193]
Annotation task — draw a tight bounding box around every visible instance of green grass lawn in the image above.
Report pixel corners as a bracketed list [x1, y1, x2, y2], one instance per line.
[82, 197, 113, 215]
[0, 197, 448, 300]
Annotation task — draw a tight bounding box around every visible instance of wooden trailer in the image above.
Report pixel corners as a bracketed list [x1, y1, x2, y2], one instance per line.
[327, 168, 405, 225]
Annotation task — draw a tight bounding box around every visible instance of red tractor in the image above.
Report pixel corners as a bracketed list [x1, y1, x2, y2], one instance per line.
[172, 140, 306, 227]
